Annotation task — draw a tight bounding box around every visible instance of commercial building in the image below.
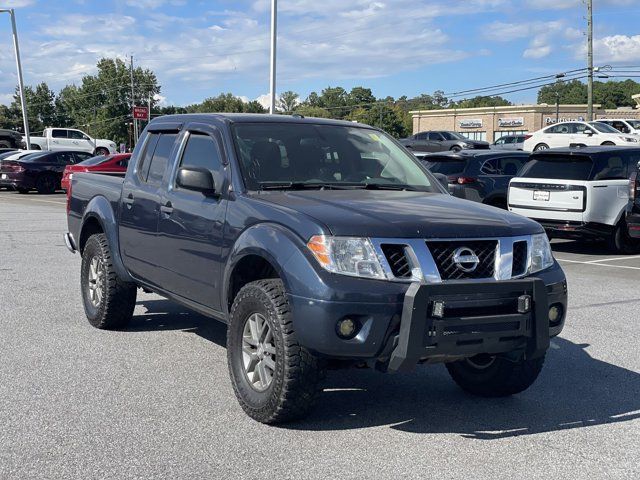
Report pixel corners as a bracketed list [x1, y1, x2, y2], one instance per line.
[410, 103, 640, 142]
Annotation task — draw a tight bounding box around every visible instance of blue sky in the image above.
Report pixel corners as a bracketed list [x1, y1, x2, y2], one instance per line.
[0, 0, 639, 107]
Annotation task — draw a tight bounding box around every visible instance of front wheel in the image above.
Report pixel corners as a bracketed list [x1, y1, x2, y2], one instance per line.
[95, 147, 109, 156]
[81, 233, 137, 329]
[446, 354, 545, 397]
[35, 174, 58, 194]
[227, 279, 324, 424]
[450, 145, 462, 152]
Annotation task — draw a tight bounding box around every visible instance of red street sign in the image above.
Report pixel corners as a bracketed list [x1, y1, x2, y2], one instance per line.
[133, 106, 149, 120]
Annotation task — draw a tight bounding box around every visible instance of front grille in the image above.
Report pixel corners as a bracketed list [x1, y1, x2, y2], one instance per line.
[426, 240, 497, 280]
[512, 241, 528, 277]
[381, 244, 412, 278]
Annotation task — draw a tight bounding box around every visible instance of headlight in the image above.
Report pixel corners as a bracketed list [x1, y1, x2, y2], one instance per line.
[530, 233, 554, 273]
[307, 235, 386, 279]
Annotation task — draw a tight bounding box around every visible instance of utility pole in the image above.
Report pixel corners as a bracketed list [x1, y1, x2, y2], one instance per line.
[269, 0, 277, 114]
[587, 0, 594, 121]
[130, 55, 138, 144]
[0, 9, 30, 148]
[148, 93, 151, 126]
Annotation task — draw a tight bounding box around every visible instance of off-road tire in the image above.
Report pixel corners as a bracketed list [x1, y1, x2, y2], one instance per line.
[227, 279, 324, 424]
[81, 233, 136, 329]
[95, 147, 109, 156]
[446, 354, 545, 397]
[533, 143, 549, 151]
[35, 173, 58, 194]
[607, 220, 640, 254]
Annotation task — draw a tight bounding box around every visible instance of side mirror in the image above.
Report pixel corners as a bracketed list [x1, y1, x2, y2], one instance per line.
[584, 130, 594, 136]
[177, 167, 217, 196]
[432, 173, 450, 192]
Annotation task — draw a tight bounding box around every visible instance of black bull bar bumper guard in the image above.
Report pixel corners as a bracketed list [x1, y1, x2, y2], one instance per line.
[387, 279, 550, 372]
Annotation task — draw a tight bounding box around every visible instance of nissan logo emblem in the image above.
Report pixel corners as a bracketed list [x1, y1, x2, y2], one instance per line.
[452, 247, 480, 272]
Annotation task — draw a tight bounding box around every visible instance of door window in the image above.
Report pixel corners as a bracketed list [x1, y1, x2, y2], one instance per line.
[498, 157, 526, 176]
[51, 129, 68, 138]
[480, 158, 499, 175]
[427, 132, 442, 141]
[146, 133, 177, 185]
[137, 133, 160, 181]
[545, 124, 569, 134]
[73, 152, 92, 163]
[175, 133, 223, 188]
[56, 152, 76, 165]
[68, 130, 86, 140]
[416, 133, 429, 140]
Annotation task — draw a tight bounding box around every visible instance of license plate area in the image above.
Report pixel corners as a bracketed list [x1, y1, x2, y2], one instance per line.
[533, 190, 550, 201]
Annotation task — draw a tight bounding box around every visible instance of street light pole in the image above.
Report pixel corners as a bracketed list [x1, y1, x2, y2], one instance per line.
[269, 0, 277, 114]
[587, 0, 594, 121]
[0, 8, 30, 148]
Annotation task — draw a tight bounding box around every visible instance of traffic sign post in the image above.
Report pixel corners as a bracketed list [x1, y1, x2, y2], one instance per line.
[133, 106, 149, 121]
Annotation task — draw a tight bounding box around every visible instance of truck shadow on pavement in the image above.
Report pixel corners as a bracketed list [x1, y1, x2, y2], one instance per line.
[130, 299, 640, 439]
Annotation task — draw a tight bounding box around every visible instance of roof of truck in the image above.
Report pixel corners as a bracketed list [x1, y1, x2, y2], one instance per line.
[152, 113, 373, 129]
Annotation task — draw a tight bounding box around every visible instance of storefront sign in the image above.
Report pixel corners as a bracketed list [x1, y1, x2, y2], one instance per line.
[498, 117, 524, 127]
[545, 116, 584, 125]
[459, 119, 483, 128]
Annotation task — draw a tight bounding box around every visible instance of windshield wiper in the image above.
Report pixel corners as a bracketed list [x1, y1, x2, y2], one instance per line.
[362, 183, 421, 191]
[258, 182, 350, 191]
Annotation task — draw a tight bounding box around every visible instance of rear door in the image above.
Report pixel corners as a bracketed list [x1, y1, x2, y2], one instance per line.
[156, 123, 228, 311]
[119, 126, 180, 284]
[509, 154, 592, 222]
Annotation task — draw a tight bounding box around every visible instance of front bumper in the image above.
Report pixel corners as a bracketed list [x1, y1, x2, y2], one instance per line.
[287, 265, 567, 366]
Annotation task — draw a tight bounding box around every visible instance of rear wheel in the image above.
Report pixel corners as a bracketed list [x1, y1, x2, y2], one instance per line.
[17, 187, 29, 194]
[533, 143, 549, 151]
[35, 173, 58, 194]
[607, 220, 640, 254]
[227, 279, 324, 424]
[446, 354, 545, 397]
[601, 141, 615, 146]
[81, 233, 137, 329]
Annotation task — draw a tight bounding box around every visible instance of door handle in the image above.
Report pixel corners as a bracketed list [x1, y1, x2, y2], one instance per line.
[160, 201, 173, 215]
[123, 193, 134, 207]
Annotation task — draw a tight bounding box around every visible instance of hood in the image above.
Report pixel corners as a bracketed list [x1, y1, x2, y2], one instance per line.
[254, 190, 543, 238]
[466, 139, 490, 147]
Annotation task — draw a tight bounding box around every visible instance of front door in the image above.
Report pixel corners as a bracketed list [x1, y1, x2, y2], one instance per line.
[119, 131, 179, 284]
[156, 124, 227, 311]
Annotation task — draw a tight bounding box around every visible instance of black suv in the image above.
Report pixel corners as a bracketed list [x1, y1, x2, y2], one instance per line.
[400, 131, 490, 153]
[0, 129, 26, 150]
[628, 157, 640, 239]
[421, 150, 529, 209]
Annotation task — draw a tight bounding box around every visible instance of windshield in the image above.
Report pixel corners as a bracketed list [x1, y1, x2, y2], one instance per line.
[440, 131, 466, 141]
[520, 155, 593, 180]
[627, 120, 640, 129]
[78, 155, 110, 167]
[424, 158, 467, 175]
[591, 122, 622, 134]
[232, 123, 438, 192]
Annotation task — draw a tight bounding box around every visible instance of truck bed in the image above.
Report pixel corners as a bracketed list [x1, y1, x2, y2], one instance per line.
[67, 172, 124, 246]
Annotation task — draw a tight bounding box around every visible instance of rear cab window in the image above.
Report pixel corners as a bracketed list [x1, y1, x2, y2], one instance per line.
[424, 156, 468, 175]
[519, 155, 593, 180]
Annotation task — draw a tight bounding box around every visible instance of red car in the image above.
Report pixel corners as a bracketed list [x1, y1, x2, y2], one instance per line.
[61, 153, 130, 191]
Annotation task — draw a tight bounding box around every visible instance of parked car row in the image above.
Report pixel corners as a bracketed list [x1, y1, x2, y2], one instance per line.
[400, 130, 490, 152]
[28, 127, 118, 155]
[0, 149, 129, 194]
[523, 121, 639, 152]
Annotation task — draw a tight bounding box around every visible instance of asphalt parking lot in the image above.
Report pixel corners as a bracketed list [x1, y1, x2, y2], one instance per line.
[1, 190, 639, 479]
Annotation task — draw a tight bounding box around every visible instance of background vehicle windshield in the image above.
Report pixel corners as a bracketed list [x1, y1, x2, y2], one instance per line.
[233, 123, 437, 191]
[441, 131, 466, 141]
[78, 155, 110, 167]
[520, 155, 593, 180]
[591, 122, 622, 134]
[627, 120, 640, 129]
[424, 158, 467, 175]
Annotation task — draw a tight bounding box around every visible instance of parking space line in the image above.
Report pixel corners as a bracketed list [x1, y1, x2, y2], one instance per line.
[557, 258, 640, 270]
[586, 255, 640, 264]
[1, 197, 66, 206]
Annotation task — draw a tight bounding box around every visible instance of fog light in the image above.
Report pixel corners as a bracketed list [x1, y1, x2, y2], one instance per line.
[549, 305, 562, 323]
[336, 318, 359, 339]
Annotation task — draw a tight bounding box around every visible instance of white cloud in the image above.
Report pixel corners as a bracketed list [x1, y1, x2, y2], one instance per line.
[153, 93, 167, 105]
[524, 45, 551, 59]
[0, 92, 13, 106]
[593, 35, 640, 63]
[1, 0, 35, 7]
[124, 0, 186, 9]
[255, 94, 271, 109]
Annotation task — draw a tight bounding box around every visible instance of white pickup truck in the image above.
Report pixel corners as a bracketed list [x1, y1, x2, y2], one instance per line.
[27, 128, 117, 155]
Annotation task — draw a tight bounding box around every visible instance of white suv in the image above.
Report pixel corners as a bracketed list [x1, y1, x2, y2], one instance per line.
[508, 146, 640, 253]
[523, 121, 639, 152]
[595, 119, 640, 136]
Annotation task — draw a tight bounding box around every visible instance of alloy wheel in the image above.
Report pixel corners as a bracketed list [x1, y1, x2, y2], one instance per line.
[241, 313, 277, 391]
[87, 255, 104, 307]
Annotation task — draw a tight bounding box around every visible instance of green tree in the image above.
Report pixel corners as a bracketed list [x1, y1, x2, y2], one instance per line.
[451, 95, 512, 109]
[185, 93, 266, 114]
[346, 87, 376, 108]
[293, 105, 331, 118]
[347, 103, 409, 138]
[277, 90, 299, 113]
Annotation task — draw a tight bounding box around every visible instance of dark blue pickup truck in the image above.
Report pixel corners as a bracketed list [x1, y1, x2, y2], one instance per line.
[66, 114, 567, 424]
